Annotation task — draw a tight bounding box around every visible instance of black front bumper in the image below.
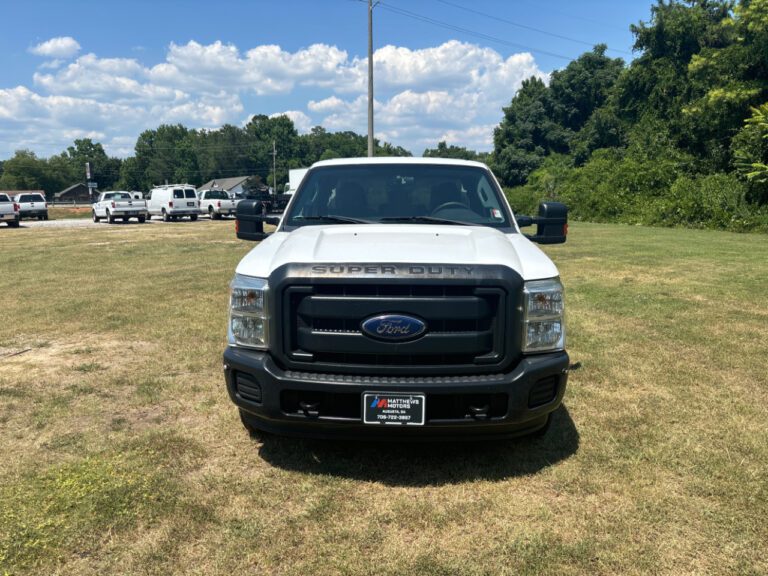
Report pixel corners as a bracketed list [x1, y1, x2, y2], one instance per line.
[223, 347, 569, 440]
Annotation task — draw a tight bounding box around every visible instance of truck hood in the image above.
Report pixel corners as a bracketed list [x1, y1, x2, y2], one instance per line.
[235, 224, 559, 281]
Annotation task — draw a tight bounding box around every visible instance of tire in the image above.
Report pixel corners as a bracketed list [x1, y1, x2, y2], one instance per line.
[43, 214, 49, 221]
[138, 215, 146, 223]
[8, 221, 19, 228]
[122, 217, 129, 223]
[162, 209, 170, 222]
[190, 214, 198, 222]
[37, 215, 43, 221]
[208, 207, 215, 219]
[146, 214, 152, 221]
[107, 210, 115, 224]
[92, 211, 100, 223]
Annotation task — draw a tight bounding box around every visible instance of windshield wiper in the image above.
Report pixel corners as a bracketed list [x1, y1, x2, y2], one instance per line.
[378, 216, 473, 226]
[293, 215, 375, 224]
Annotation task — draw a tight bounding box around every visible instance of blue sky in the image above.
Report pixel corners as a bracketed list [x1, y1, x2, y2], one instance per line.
[0, 0, 653, 159]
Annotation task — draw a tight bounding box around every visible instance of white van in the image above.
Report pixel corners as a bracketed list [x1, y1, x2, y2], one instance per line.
[146, 184, 201, 222]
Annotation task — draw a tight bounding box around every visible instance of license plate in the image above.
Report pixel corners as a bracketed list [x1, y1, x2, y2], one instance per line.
[187, 202, 195, 207]
[363, 393, 425, 426]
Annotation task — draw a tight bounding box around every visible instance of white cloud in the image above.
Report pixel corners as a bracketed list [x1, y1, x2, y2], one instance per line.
[2, 38, 547, 158]
[29, 36, 81, 59]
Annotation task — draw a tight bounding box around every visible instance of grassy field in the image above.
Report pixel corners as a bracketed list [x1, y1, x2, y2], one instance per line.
[0, 221, 766, 575]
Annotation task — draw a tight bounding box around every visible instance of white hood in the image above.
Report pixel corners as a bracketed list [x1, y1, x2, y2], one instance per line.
[235, 224, 559, 281]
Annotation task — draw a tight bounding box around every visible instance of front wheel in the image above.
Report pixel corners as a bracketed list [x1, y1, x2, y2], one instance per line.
[138, 215, 146, 223]
[8, 221, 19, 228]
[146, 213, 152, 221]
[92, 211, 100, 223]
[190, 214, 198, 222]
[43, 214, 49, 221]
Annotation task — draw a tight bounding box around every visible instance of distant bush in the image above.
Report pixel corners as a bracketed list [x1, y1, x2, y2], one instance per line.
[505, 150, 768, 233]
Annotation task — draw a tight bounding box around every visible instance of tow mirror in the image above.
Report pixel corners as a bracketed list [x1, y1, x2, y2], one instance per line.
[235, 201, 280, 241]
[516, 201, 568, 244]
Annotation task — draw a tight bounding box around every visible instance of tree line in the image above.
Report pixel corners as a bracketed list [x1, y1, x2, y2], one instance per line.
[2, 0, 767, 232]
[0, 116, 410, 196]
[494, 0, 768, 232]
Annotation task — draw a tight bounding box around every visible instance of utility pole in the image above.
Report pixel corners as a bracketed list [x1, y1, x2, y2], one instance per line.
[272, 140, 277, 195]
[368, 0, 375, 157]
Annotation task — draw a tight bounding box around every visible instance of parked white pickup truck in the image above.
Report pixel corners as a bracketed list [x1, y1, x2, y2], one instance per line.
[93, 191, 148, 224]
[14, 192, 48, 221]
[225, 157, 570, 441]
[0, 193, 20, 227]
[198, 189, 238, 219]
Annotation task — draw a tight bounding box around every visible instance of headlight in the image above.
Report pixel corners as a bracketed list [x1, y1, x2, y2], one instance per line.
[522, 278, 565, 353]
[228, 274, 269, 349]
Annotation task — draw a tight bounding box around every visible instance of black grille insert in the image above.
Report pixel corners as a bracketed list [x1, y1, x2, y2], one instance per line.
[283, 283, 506, 370]
[235, 372, 262, 404]
[528, 376, 558, 408]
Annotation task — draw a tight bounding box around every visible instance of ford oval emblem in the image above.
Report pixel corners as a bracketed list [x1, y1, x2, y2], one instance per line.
[361, 314, 427, 342]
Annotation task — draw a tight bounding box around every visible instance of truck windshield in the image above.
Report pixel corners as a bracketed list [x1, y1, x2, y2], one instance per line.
[284, 164, 513, 231]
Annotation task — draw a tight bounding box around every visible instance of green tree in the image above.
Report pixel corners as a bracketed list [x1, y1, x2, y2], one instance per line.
[0, 150, 47, 194]
[493, 77, 570, 186]
[63, 139, 121, 190]
[549, 44, 625, 132]
[423, 141, 485, 160]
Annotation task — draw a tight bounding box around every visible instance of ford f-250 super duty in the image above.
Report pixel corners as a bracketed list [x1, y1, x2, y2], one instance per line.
[224, 157, 569, 439]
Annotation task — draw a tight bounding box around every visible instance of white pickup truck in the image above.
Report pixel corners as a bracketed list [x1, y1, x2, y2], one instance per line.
[92, 191, 148, 224]
[14, 192, 48, 221]
[198, 189, 238, 219]
[224, 157, 570, 440]
[0, 193, 20, 227]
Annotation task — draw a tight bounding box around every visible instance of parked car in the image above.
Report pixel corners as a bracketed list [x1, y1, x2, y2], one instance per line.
[0, 193, 20, 227]
[225, 157, 569, 440]
[198, 189, 238, 219]
[14, 192, 48, 221]
[92, 191, 148, 223]
[243, 190, 273, 213]
[145, 184, 201, 222]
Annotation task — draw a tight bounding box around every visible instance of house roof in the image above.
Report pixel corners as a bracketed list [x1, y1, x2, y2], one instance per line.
[54, 183, 91, 199]
[197, 176, 251, 192]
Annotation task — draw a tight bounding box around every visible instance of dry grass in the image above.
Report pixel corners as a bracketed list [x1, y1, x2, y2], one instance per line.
[47, 206, 92, 220]
[0, 221, 766, 575]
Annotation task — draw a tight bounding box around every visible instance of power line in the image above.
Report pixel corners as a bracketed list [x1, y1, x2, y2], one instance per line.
[433, 0, 631, 56]
[376, 1, 574, 61]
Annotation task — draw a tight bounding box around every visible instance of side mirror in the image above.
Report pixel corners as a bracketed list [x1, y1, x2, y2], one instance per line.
[516, 201, 568, 244]
[235, 201, 280, 241]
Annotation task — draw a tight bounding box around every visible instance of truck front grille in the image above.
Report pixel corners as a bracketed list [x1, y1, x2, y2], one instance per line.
[279, 282, 510, 374]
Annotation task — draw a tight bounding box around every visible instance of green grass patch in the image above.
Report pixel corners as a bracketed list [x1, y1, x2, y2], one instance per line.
[0, 221, 766, 575]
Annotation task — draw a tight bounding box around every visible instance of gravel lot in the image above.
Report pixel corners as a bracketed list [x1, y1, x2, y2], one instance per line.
[13, 218, 222, 229]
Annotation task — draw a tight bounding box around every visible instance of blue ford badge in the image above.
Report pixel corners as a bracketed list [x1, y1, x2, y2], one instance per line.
[361, 314, 427, 341]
